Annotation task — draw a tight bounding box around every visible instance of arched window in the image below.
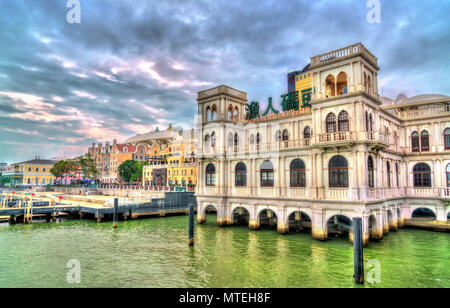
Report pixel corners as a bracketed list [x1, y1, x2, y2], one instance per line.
[369, 114, 373, 131]
[212, 105, 217, 121]
[282, 129, 289, 147]
[411, 131, 420, 152]
[211, 132, 216, 148]
[206, 164, 216, 186]
[413, 163, 431, 187]
[368, 156, 374, 188]
[421, 130, 429, 152]
[235, 162, 247, 187]
[337, 72, 348, 95]
[256, 133, 261, 150]
[446, 163, 450, 188]
[204, 134, 210, 148]
[233, 107, 239, 121]
[326, 113, 337, 133]
[365, 111, 369, 131]
[386, 161, 391, 187]
[234, 133, 239, 151]
[206, 107, 211, 122]
[282, 129, 289, 141]
[260, 160, 274, 187]
[227, 105, 233, 121]
[304, 126, 311, 139]
[338, 111, 349, 131]
[325, 74, 336, 97]
[444, 128, 450, 150]
[329, 155, 348, 187]
[290, 159, 306, 187]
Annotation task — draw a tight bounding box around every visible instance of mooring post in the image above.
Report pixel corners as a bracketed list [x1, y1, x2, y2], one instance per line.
[113, 198, 118, 228]
[353, 217, 364, 284]
[188, 203, 195, 246]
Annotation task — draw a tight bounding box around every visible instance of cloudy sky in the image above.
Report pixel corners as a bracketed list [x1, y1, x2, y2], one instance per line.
[0, 0, 449, 164]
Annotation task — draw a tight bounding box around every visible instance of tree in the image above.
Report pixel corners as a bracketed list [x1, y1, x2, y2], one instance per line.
[118, 160, 138, 183]
[118, 160, 146, 183]
[77, 153, 98, 179]
[50, 159, 78, 183]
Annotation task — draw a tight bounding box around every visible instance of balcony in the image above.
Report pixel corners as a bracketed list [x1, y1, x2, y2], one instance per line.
[397, 105, 450, 121]
[310, 43, 378, 69]
[315, 131, 354, 147]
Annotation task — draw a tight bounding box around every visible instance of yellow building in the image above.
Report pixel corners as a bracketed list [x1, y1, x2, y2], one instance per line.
[142, 128, 197, 190]
[2, 158, 57, 186]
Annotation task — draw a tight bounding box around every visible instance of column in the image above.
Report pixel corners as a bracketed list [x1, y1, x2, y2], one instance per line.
[311, 209, 327, 241]
[277, 206, 288, 234]
[383, 208, 390, 234]
[374, 209, 384, 240]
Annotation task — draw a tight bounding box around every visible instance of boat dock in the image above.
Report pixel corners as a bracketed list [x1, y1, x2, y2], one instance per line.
[0, 192, 196, 224]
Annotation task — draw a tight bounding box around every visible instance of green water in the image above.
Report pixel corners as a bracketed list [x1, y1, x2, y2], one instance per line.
[0, 215, 449, 288]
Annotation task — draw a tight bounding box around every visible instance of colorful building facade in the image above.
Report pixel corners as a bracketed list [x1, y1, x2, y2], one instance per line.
[2, 158, 57, 186]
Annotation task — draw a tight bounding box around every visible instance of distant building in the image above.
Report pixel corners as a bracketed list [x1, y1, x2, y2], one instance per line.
[143, 128, 197, 190]
[287, 63, 312, 93]
[0, 163, 8, 174]
[2, 157, 57, 186]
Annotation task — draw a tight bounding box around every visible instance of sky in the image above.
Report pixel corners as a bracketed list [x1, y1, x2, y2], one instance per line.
[0, 0, 449, 164]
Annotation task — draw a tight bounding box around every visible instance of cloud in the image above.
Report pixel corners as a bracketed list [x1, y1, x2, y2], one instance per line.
[0, 0, 448, 163]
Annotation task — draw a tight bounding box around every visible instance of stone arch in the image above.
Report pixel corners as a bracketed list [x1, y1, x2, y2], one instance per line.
[197, 202, 219, 224]
[287, 210, 312, 233]
[326, 213, 353, 240]
[336, 71, 348, 95]
[411, 206, 436, 219]
[258, 208, 278, 229]
[211, 105, 217, 121]
[325, 74, 336, 97]
[232, 206, 250, 226]
[368, 214, 378, 241]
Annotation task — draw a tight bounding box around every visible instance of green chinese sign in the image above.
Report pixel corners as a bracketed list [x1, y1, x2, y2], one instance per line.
[301, 88, 312, 108]
[245, 101, 260, 120]
[262, 97, 279, 117]
[247, 89, 312, 119]
[281, 91, 299, 111]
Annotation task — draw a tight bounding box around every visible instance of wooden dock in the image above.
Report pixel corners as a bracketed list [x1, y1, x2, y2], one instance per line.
[0, 192, 197, 224]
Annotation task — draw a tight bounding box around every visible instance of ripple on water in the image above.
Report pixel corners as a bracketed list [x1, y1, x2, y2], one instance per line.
[0, 215, 448, 288]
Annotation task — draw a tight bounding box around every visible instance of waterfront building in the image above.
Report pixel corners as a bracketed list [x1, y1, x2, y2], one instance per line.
[2, 158, 56, 186]
[142, 127, 197, 190]
[88, 139, 150, 183]
[195, 43, 450, 245]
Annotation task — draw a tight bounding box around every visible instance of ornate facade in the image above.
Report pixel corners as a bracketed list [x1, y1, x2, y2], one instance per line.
[195, 43, 450, 245]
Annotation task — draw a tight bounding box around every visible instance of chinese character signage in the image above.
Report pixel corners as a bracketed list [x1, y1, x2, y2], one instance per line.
[281, 91, 299, 112]
[245, 101, 260, 120]
[301, 88, 312, 108]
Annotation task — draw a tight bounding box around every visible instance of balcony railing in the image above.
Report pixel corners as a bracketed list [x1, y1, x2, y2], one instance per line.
[316, 131, 353, 144]
[397, 106, 450, 121]
[310, 43, 378, 68]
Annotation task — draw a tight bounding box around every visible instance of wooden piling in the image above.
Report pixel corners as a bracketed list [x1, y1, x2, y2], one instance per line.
[353, 217, 364, 284]
[188, 203, 194, 246]
[113, 198, 118, 228]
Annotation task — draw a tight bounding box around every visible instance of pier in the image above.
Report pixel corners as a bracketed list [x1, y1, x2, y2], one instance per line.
[0, 192, 196, 224]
